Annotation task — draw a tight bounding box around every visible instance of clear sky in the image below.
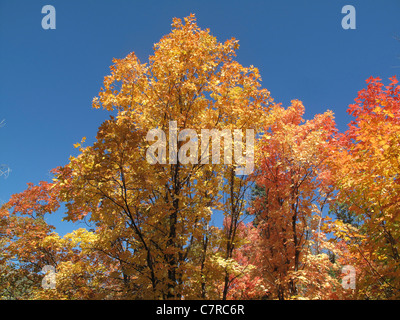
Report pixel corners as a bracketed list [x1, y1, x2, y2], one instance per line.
[0, 0, 399, 235]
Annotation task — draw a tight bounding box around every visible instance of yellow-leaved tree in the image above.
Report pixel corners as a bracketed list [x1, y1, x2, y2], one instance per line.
[54, 14, 272, 299]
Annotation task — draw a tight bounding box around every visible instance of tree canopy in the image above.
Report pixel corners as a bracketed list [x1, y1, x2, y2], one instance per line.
[1, 15, 399, 300]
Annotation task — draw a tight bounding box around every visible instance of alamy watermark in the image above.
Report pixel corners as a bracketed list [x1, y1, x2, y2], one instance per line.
[40, 5, 356, 31]
[41, 265, 56, 289]
[0, 165, 10, 179]
[342, 265, 356, 290]
[41, 5, 56, 30]
[145, 121, 254, 175]
[341, 5, 356, 30]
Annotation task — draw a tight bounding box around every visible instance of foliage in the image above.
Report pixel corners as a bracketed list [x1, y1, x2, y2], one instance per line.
[329, 76, 400, 299]
[52, 14, 269, 299]
[1, 15, 399, 300]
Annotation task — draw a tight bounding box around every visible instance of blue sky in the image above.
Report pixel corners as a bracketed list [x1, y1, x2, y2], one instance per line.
[0, 0, 399, 235]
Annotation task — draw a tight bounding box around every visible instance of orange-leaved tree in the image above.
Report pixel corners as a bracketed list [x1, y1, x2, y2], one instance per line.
[248, 100, 341, 299]
[329, 76, 400, 299]
[0, 181, 114, 300]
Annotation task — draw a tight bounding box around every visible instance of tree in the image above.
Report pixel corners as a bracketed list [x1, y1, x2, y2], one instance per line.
[328, 202, 362, 229]
[330, 76, 400, 299]
[54, 14, 272, 299]
[0, 180, 122, 300]
[248, 100, 340, 299]
[6, 16, 399, 301]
